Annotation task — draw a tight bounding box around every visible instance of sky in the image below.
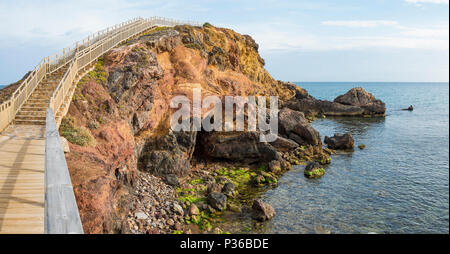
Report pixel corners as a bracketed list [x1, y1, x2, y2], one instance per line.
[0, 0, 448, 84]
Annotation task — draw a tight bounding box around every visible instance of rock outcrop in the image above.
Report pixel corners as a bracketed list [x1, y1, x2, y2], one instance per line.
[198, 131, 280, 163]
[278, 107, 322, 146]
[285, 87, 386, 117]
[324, 133, 355, 150]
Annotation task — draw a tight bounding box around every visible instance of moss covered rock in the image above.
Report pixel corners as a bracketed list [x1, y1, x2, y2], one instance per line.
[304, 162, 325, 179]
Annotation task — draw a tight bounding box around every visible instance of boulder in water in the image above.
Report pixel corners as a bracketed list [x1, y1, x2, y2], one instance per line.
[278, 107, 322, 146]
[402, 105, 414, 111]
[304, 162, 325, 178]
[285, 87, 386, 117]
[324, 133, 354, 150]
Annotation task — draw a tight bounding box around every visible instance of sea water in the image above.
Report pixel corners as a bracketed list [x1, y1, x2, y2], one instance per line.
[259, 82, 449, 234]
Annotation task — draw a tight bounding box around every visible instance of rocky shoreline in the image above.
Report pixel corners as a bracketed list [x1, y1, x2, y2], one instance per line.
[59, 23, 386, 234]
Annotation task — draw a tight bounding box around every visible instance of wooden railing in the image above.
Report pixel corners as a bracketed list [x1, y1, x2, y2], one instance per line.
[45, 108, 84, 234]
[0, 16, 201, 133]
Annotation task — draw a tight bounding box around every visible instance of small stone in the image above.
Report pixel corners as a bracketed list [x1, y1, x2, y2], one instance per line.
[202, 175, 215, 184]
[213, 227, 223, 234]
[221, 182, 235, 196]
[207, 183, 222, 194]
[189, 204, 200, 216]
[135, 211, 148, 220]
[227, 203, 242, 213]
[251, 199, 276, 221]
[164, 174, 180, 187]
[252, 175, 265, 186]
[173, 203, 184, 216]
[358, 144, 366, 150]
[207, 192, 227, 211]
[167, 219, 175, 226]
[268, 160, 281, 173]
[216, 176, 230, 184]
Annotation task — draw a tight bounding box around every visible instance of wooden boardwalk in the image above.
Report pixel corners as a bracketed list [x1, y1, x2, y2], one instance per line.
[0, 125, 45, 234]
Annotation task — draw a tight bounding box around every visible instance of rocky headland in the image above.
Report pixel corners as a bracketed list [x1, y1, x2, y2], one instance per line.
[57, 23, 385, 234]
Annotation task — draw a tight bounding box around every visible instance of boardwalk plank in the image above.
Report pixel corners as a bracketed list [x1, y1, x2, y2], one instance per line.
[0, 126, 45, 234]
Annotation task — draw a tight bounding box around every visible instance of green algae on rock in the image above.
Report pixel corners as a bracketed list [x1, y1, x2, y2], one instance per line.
[304, 162, 326, 179]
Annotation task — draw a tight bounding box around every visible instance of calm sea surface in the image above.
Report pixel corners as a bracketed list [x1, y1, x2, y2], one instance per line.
[258, 82, 449, 234]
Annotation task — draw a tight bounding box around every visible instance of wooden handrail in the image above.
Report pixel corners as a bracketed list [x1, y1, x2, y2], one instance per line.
[0, 16, 200, 133]
[45, 108, 84, 234]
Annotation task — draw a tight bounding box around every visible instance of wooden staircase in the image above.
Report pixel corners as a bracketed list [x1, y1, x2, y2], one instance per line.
[14, 65, 69, 125]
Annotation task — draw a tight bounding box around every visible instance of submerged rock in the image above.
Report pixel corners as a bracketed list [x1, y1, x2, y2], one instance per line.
[304, 162, 325, 179]
[251, 199, 276, 221]
[324, 133, 355, 150]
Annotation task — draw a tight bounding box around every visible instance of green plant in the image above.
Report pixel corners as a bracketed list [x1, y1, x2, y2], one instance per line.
[304, 168, 325, 178]
[59, 116, 96, 147]
[185, 43, 202, 51]
[85, 57, 107, 84]
[188, 178, 204, 185]
[203, 22, 213, 28]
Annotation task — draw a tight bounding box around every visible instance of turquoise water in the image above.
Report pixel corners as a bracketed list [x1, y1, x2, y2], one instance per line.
[260, 82, 449, 234]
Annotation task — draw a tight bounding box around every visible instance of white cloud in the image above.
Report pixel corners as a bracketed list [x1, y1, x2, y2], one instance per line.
[405, 0, 449, 4]
[400, 25, 449, 38]
[0, 0, 197, 48]
[322, 20, 399, 28]
[234, 21, 449, 52]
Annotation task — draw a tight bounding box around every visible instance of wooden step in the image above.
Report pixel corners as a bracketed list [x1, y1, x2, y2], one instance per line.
[20, 107, 46, 112]
[29, 95, 51, 101]
[22, 102, 48, 107]
[27, 99, 48, 103]
[15, 115, 46, 121]
[14, 119, 46, 125]
[16, 111, 46, 117]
